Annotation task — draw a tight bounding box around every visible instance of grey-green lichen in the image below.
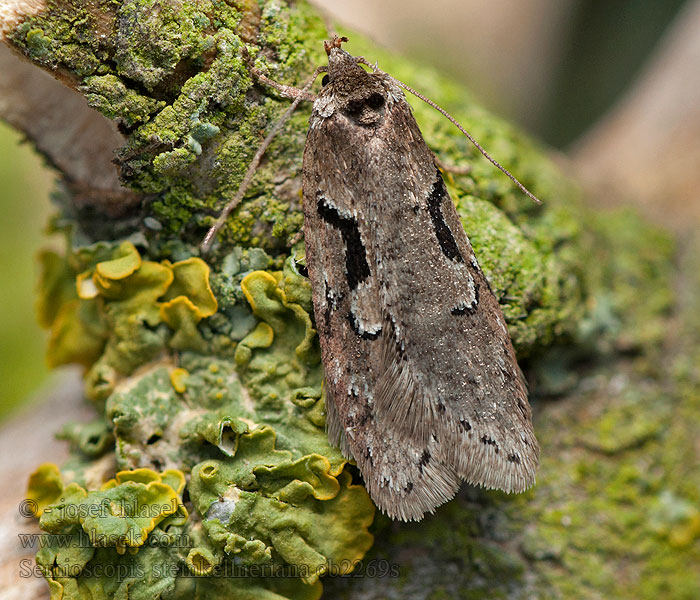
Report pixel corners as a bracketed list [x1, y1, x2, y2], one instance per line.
[10, 0, 688, 599]
[30, 239, 375, 599]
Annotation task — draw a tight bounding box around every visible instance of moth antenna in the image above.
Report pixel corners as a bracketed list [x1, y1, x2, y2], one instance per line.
[248, 67, 318, 102]
[289, 228, 304, 246]
[200, 65, 325, 254]
[241, 45, 318, 101]
[391, 76, 542, 205]
[433, 154, 471, 176]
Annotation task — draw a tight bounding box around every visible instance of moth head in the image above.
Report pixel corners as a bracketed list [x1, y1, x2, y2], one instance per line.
[321, 46, 388, 128]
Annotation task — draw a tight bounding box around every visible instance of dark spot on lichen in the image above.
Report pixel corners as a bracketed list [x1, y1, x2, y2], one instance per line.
[295, 259, 308, 278]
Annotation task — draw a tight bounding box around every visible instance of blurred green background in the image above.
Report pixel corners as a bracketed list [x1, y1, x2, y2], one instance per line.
[0, 0, 691, 422]
[0, 122, 53, 421]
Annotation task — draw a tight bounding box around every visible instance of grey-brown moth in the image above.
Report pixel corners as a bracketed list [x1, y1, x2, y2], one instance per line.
[205, 37, 540, 521]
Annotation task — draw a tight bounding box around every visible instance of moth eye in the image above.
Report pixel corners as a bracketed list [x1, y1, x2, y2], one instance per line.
[366, 93, 385, 110]
[321, 74, 330, 86]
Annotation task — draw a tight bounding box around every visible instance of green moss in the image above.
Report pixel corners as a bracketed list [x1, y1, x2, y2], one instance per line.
[37, 469, 187, 598]
[164, 257, 218, 316]
[24, 27, 52, 59]
[112, 0, 216, 92]
[10, 0, 328, 253]
[585, 209, 674, 351]
[73, 267, 373, 595]
[83, 74, 165, 126]
[236, 270, 322, 412]
[189, 447, 373, 582]
[55, 43, 101, 76]
[152, 147, 198, 174]
[505, 239, 700, 598]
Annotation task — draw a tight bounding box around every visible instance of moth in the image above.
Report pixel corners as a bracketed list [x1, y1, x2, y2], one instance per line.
[205, 37, 540, 521]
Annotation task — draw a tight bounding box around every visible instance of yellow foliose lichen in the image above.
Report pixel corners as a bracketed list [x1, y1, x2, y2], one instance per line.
[37, 242, 220, 379]
[27, 463, 65, 516]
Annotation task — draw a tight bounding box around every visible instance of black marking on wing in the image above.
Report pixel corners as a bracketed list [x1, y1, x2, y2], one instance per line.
[418, 450, 431, 473]
[363, 446, 374, 466]
[317, 194, 370, 290]
[451, 283, 481, 316]
[348, 391, 372, 427]
[481, 435, 500, 453]
[322, 283, 334, 334]
[427, 171, 464, 263]
[347, 312, 382, 340]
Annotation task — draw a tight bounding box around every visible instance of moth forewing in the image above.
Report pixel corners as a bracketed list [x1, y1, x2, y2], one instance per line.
[301, 44, 539, 520]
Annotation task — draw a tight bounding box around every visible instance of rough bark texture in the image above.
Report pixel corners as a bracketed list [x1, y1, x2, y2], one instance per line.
[1, 1, 697, 599]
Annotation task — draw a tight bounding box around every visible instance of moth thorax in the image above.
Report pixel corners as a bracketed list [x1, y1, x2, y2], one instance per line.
[340, 86, 387, 127]
[324, 50, 388, 128]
